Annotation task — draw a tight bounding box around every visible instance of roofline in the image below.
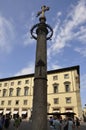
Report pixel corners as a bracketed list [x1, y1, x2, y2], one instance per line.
[0, 65, 79, 81]
[48, 65, 80, 75]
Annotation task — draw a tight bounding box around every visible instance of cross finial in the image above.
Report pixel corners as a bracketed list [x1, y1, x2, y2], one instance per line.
[36, 5, 50, 17]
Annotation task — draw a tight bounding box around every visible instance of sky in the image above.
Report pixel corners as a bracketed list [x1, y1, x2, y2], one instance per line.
[0, 0, 86, 107]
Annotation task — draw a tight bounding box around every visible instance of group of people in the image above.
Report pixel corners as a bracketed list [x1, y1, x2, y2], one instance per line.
[0, 114, 11, 130]
[0, 114, 22, 130]
[49, 115, 80, 130]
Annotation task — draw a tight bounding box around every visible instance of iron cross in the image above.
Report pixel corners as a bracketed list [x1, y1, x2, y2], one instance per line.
[36, 5, 50, 17]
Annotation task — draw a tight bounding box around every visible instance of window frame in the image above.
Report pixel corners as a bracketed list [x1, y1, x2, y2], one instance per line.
[66, 97, 71, 103]
[64, 74, 69, 79]
[16, 87, 21, 96]
[1, 100, 4, 105]
[15, 100, 19, 105]
[25, 80, 29, 84]
[53, 98, 59, 104]
[3, 89, 7, 97]
[24, 86, 29, 96]
[4, 83, 8, 87]
[53, 75, 58, 80]
[17, 81, 21, 85]
[23, 100, 28, 105]
[65, 84, 70, 92]
[9, 88, 13, 96]
[53, 83, 59, 93]
[10, 82, 14, 86]
[8, 100, 11, 105]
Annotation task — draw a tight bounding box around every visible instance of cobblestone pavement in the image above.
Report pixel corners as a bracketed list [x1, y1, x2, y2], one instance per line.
[2, 120, 86, 130]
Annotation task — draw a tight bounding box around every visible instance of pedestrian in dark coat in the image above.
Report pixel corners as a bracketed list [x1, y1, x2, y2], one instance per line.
[4, 115, 10, 129]
[75, 117, 80, 129]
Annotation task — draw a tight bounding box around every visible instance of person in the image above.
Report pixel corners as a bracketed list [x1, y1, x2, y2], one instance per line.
[49, 116, 54, 129]
[63, 117, 69, 130]
[13, 115, 21, 130]
[63, 117, 74, 130]
[53, 115, 61, 130]
[1, 115, 5, 129]
[49, 116, 53, 126]
[4, 115, 10, 129]
[68, 117, 75, 130]
[75, 117, 80, 129]
[0, 115, 3, 130]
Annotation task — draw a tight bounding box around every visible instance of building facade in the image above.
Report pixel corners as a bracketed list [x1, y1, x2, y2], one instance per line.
[0, 65, 82, 119]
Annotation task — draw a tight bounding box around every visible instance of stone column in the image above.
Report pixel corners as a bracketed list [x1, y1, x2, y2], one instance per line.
[31, 6, 53, 130]
[32, 17, 48, 130]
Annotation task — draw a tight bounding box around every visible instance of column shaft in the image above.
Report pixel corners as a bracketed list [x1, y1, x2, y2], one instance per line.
[32, 22, 48, 130]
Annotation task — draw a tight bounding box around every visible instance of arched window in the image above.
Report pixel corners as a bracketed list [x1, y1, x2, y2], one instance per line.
[24, 86, 29, 96]
[16, 87, 21, 96]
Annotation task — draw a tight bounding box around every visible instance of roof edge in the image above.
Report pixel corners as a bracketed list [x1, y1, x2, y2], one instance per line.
[0, 65, 80, 81]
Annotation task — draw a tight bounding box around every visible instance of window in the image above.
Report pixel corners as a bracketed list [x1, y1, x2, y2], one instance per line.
[65, 84, 70, 92]
[64, 74, 69, 79]
[25, 80, 29, 84]
[65, 108, 73, 112]
[53, 84, 58, 93]
[9, 88, 13, 96]
[11, 82, 14, 86]
[17, 81, 21, 85]
[54, 98, 59, 104]
[53, 75, 58, 80]
[16, 88, 21, 96]
[3, 89, 7, 96]
[8, 100, 11, 105]
[15, 100, 19, 105]
[76, 76, 80, 83]
[4, 83, 8, 87]
[53, 108, 60, 113]
[66, 97, 71, 103]
[23, 100, 28, 105]
[1, 101, 4, 105]
[64, 81, 70, 92]
[24, 87, 29, 96]
[0, 83, 2, 87]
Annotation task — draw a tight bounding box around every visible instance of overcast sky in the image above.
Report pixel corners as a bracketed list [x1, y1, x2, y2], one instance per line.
[0, 0, 86, 107]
